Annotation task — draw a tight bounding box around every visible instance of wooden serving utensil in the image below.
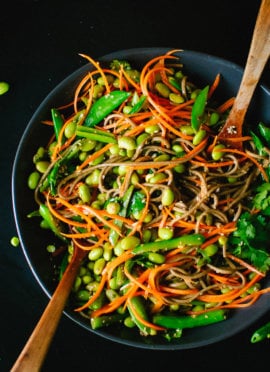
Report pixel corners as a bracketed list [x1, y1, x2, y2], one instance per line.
[11, 244, 87, 372]
[217, 0, 270, 150]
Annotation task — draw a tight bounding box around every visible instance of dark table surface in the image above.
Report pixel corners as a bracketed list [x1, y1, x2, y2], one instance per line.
[1, 0, 270, 371]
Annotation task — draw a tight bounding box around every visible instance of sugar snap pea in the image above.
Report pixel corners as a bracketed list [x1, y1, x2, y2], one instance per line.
[109, 185, 134, 246]
[258, 122, 270, 146]
[85, 90, 131, 127]
[251, 131, 266, 155]
[76, 126, 117, 144]
[46, 140, 82, 194]
[39, 204, 66, 242]
[127, 295, 156, 336]
[90, 313, 126, 330]
[250, 321, 270, 343]
[51, 108, 64, 141]
[191, 85, 209, 131]
[132, 233, 205, 254]
[129, 95, 146, 114]
[153, 309, 227, 329]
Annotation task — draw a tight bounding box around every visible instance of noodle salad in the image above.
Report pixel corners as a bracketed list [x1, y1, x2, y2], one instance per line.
[27, 50, 270, 340]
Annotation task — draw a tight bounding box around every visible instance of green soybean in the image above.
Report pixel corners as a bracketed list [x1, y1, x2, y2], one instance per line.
[78, 183, 91, 203]
[36, 161, 50, 173]
[93, 257, 106, 275]
[192, 129, 206, 145]
[10, 236, 20, 247]
[161, 188, 175, 206]
[28, 171, 41, 190]
[148, 252, 165, 264]
[0, 81, 9, 95]
[212, 144, 226, 160]
[88, 247, 103, 261]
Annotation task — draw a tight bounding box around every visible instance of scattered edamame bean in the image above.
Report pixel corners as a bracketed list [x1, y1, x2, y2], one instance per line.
[10, 236, 20, 247]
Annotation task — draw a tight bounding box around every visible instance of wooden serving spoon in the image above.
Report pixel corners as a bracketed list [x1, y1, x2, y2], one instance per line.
[217, 0, 270, 150]
[11, 244, 87, 372]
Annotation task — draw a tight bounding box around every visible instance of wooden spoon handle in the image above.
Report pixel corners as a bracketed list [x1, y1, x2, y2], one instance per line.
[218, 0, 270, 141]
[232, 0, 270, 113]
[11, 249, 85, 372]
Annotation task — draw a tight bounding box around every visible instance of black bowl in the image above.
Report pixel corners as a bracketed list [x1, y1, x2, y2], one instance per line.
[12, 47, 270, 350]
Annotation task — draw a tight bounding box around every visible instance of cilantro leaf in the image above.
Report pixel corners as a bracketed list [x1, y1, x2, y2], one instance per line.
[228, 212, 270, 273]
[253, 182, 270, 215]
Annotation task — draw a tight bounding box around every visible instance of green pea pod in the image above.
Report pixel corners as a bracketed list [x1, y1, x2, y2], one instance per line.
[191, 85, 209, 132]
[109, 185, 134, 246]
[251, 321, 270, 343]
[129, 95, 147, 114]
[127, 295, 154, 336]
[250, 130, 266, 155]
[51, 108, 64, 141]
[90, 313, 125, 330]
[153, 309, 227, 329]
[47, 140, 82, 195]
[258, 122, 270, 146]
[39, 204, 66, 241]
[132, 233, 205, 254]
[76, 126, 117, 144]
[85, 90, 131, 127]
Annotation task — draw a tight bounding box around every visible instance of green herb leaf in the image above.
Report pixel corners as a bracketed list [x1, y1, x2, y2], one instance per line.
[229, 212, 270, 273]
[128, 190, 146, 215]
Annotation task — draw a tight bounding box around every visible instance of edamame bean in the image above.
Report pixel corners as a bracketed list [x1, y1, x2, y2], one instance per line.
[28, 171, 41, 190]
[88, 247, 103, 261]
[36, 160, 50, 173]
[76, 290, 90, 302]
[103, 245, 113, 261]
[169, 93, 184, 104]
[0, 81, 9, 95]
[136, 132, 150, 145]
[209, 112, 220, 126]
[85, 169, 101, 186]
[118, 136, 136, 150]
[158, 227, 174, 240]
[145, 124, 160, 134]
[78, 183, 91, 203]
[46, 244, 56, 253]
[33, 147, 46, 163]
[10, 236, 20, 247]
[154, 154, 170, 162]
[148, 252, 165, 264]
[64, 121, 77, 138]
[161, 187, 175, 206]
[97, 74, 115, 86]
[93, 257, 106, 275]
[81, 139, 97, 152]
[155, 82, 170, 98]
[192, 129, 206, 145]
[180, 125, 195, 135]
[93, 84, 105, 99]
[120, 236, 140, 250]
[124, 316, 136, 328]
[106, 201, 121, 214]
[73, 276, 82, 292]
[173, 163, 185, 173]
[212, 144, 226, 160]
[106, 288, 119, 302]
[204, 244, 218, 257]
[148, 172, 167, 184]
